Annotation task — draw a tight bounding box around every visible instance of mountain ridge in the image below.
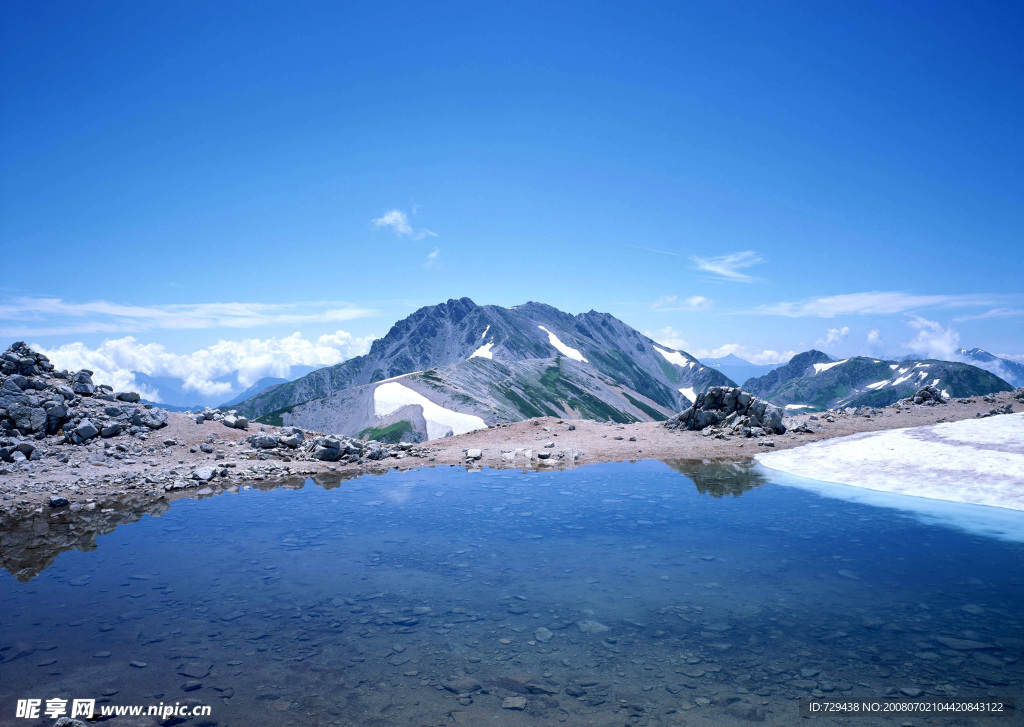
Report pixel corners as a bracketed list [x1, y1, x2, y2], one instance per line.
[233, 298, 734, 438]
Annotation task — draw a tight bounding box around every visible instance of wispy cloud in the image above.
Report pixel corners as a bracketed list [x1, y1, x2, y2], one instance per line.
[627, 244, 680, 257]
[424, 247, 441, 269]
[0, 297, 378, 337]
[691, 251, 764, 282]
[755, 291, 999, 318]
[37, 332, 376, 401]
[952, 307, 1024, 322]
[650, 295, 711, 312]
[902, 315, 960, 360]
[371, 208, 437, 240]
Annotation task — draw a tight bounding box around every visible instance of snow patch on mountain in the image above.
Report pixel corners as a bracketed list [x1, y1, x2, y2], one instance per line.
[655, 346, 691, 368]
[373, 382, 487, 439]
[538, 326, 588, 362]
[678, 387, 696, 403]
[470, 342, 494, 360]
[813, 360, 847, 374]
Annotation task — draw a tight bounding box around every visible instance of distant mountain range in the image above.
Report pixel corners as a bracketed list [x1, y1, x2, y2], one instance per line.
[700, 353, 783, 387]
[744, 350, 1013, 411]
[232, 298, 732, 439]
[131, 366, 317, 410]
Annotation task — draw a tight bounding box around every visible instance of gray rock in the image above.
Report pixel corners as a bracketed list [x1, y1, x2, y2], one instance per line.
[115, 391, 141, 403]
[465, 448, 483, 460]
[75, 419, 99, 441]
[192, 466, 217, 481]
[222, 414, 248, 430]
[665, 386, 786, 435]
[502, 696, 527, 710]
[250, 433, 278, 449]
[12, 405, 47, 432]
[48, 496, 69, 508]
[134, 409, 168, 429]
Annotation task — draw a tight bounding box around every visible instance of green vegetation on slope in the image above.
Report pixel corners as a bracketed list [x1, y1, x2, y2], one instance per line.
[359, 420, 414, 443]
[623, 392, 669, 421]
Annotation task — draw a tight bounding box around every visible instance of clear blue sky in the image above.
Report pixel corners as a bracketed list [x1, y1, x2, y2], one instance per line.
[2, 1, 1022, 381]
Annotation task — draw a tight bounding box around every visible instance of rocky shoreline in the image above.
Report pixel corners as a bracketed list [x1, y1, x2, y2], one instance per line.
[3, 342, 1023, 525]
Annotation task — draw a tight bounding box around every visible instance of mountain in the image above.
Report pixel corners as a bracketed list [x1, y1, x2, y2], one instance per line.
[218, 377, 290, 409]
[699, 353, 784, 387]
[744, 351, 1012, 411]
[233, 298, 734, 440]
[957, 348, 1024, 387]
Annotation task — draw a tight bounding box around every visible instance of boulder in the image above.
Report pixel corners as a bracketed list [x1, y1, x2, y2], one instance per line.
[75, 419, 99, 441]
[192, 466, 217, 481]
[912, 385, 946, 405]
[664, 386, 786, 436]
[278, 426, 304, 448]
[250, 433, 279, 449]
[115, 391, 141, 403]
[222, 414, 248, 430]
[1012, 388, 1024, 403]
[134, 409, 168, 429]
[12, 405, 47, 433]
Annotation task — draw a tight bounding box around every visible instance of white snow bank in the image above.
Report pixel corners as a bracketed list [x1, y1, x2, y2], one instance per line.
[373, 382, 487, 440]
[481, 325, 490, 339]
[654, 346, 690, 368]
[813, 359, 847, 374]
[538, 326, 588, 362]
[785, 404, 812, 410]
[758, 413, 1024, 512]
[470, 342, 494, 359]
[678, 387, 696, 403]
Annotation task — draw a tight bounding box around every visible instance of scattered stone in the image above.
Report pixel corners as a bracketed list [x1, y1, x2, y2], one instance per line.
[501, 696, 527, 710]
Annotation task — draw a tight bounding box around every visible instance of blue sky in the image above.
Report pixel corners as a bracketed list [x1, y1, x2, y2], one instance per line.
[2, 2, 1022, 397]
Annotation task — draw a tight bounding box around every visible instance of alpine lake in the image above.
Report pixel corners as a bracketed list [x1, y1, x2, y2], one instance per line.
[1, 459, 1022, 726]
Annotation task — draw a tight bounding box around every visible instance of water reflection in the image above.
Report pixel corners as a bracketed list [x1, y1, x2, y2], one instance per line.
[1, 462, 767, 583]
[662, 458, 767, 498]
[0, 461, 1021, 727]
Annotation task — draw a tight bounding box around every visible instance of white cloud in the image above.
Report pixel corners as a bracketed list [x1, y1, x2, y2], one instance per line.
[644, 329, 794, 365]
[650, 295, 711, 311]
[816, 326, 850, 347]
[755, 291, 998, 318]
[689, 343, 797, 365]
[36, 331, 376, 402]
[647, 326, 688, 350]
[867, 329, 882, 344]
[690, 251, 764, 282]
[424, 247, 441, 268]
[902, 315, 961, 360]
[0, 298, 377, 337]
[371, 208, 437, 240]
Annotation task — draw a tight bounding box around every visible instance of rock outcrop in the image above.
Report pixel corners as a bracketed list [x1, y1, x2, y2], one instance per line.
[910, 385, 946, 405]
[664, 386, 785, 437]
[1, 343, 168, 463]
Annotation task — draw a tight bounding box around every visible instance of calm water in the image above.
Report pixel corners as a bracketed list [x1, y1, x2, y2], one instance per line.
[1, 460, 1022, 726]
